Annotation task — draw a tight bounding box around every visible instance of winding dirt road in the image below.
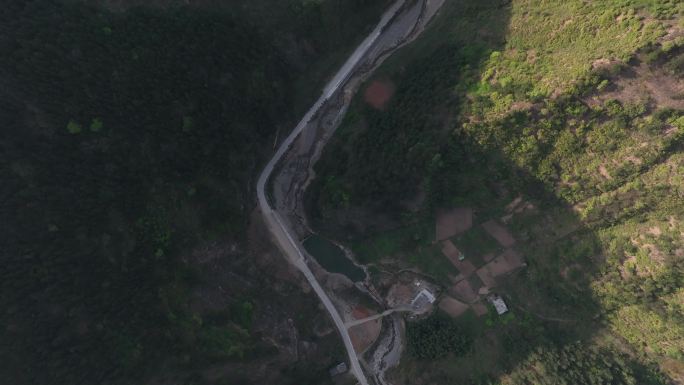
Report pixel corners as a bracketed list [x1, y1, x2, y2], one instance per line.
[256, 3, 408, 384]
[344, 307, 413, 328]
[256, 1, 444, 384]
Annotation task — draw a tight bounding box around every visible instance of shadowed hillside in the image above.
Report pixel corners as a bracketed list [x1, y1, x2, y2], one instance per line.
[0, 0, 389, 384]
[308, 0, 684, 383]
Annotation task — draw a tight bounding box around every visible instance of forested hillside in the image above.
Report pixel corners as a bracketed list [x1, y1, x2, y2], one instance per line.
[310, 0, 684, 383]
[0, 0, 388, 384]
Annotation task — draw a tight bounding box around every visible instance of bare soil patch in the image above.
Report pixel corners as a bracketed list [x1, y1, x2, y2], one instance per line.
[450, 279, 478, 303]
[505, 196, 524, 213]
[471, 303, 489, 317]
[481, 220, 516, 248]
[503, 197, 536, 223]
[665, 125, 679, 137]
[456, 260, 476, 280]
[436, 207, 473, 241]
[441, 240, 461, 261]
[352, 306, 372, 319]
[482, 252, 496, 263]
[478, 248, 525, 280]
[442, 240, 475, 279]
[647, 226, 662, 236]
[624, 155, 642, 166]
[349, 321, 382, 353]
[599, 164, 612, 180]
[439, 296, 469, 318]
[643, 243, 666, 264]
[510, 100, 534, 112]
[592, 58, 619, 70]
[661, 357, 684, 385]
[476, 267, 496, 288]
[386, 283, 414, 308]
[441, 241, 476, 279]
[620, 255, 638, 279]
[363, 79, 396, 110]
[585, 59, 684, 110]
[349, 306, 382, 353]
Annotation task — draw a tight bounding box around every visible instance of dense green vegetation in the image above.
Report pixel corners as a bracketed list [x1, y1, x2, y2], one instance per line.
[502, 343, 657, 385]
[309, 0, 684, 383]
[399, 307, 671, 385]
[0, 0, 388, 384]
[313, 0, 684, 214]
[314, 44, 462, 210]
[406, 312, 472, 359]
[347, 221, 460, 285]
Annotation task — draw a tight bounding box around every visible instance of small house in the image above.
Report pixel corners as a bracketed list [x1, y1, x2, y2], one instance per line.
[329, 362, 348, 377]
[411, 288, 436, 310]
[488, 295, 508, 315]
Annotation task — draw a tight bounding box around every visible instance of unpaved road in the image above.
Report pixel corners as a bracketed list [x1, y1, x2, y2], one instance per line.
[257, 3, 408, 384]
[345, 306, 413, 328]
[256, 1, 444, 384]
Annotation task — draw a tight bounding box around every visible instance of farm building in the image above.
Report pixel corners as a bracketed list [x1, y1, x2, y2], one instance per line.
[411, 288, 436, 310]
[488, 295, 508, 315]
[329, 362, 348, 377]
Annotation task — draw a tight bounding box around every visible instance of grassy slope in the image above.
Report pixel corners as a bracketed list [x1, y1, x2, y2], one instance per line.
[0, 0, 388, 384]
[310, 0, 684, 383]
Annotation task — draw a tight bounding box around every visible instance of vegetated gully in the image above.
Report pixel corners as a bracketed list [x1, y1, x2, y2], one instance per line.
[256, 1, 445, 385]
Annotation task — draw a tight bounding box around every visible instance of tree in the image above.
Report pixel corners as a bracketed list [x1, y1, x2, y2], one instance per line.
[407, 313, 473, 359]
[66, 120, 82, 134]
[89, 118, 103, 132]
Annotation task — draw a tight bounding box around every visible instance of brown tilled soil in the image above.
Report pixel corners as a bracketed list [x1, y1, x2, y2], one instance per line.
[471, 303, 489, 317]
[439, 296, 470, 318]
[436, 207, 473, 240]
[363, 79, 396, 110]
[451, 259, 476, 280]
[482, 220, 516, 248]
[502, 248, 525, 269]
[482, 252, 496, 262]
[475, 248, 525, 291]
[450, 279, 479, 303]
[442, 240, 475, 279]
[349, 306, 382, 353]
[441, 240, 462, 262]
[483, 248, 524, 277]
[476, 266, 497, 288]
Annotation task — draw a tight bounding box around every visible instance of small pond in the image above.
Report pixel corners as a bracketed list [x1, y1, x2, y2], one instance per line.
[303, 235, 366, 282]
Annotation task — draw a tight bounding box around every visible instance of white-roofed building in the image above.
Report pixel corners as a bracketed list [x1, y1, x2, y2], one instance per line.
[329, 362, 348, 377]
[411, 288, 436, 310]
[488, 294, 508, 315]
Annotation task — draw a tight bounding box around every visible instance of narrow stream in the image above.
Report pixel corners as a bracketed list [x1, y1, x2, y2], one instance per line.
[267, 1, 447, 383]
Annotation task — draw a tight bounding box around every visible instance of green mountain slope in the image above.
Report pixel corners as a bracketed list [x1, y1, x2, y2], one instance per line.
[0, 0, 388, 384]
[309, 0, 684, 383]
